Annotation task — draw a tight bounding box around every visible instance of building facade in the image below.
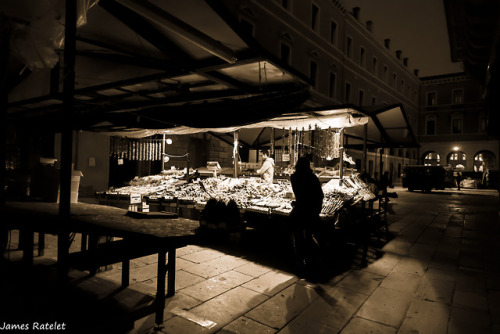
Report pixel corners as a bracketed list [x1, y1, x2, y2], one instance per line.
[419, 73, 499, 176]
[215, 0, 422, 183]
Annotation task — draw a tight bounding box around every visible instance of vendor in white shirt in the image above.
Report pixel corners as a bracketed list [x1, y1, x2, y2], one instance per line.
[257, 149, 275, 183]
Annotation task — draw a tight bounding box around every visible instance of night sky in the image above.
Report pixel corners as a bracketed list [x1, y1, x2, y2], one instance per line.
[342, 0, 463, 77]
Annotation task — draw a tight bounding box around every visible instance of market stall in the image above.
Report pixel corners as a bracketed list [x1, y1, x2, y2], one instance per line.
[96, 109, 385, 236]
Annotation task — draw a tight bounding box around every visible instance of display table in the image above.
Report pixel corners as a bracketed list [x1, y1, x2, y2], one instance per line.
[1, 201, 200, 326]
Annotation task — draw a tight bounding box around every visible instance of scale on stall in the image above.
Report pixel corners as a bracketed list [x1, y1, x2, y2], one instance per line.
[207, 161, 221, 177]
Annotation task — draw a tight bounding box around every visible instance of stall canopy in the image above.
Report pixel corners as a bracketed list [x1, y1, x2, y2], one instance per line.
[345, 104, 419, 149]
[4, 0, 317, 132]
[101, 106, 368, 139]
[2, 1, 416, 149]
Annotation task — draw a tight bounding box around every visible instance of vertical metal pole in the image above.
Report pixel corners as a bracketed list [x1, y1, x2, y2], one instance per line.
[270, 128, 275, 158]
[362, 123, 367, 171]
[339, 128, 344, 183]
[0, 19, 10, 207]
[379, 148, 383, 176]
[58, 0, 77, 282]
[233, 131, 239, 178]
[161, 134, 165, 171]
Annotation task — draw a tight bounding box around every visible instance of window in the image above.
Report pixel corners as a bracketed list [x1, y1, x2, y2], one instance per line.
[310, 60, 318, 88]
[480, 114, 487, 132]
[345, 82, 351, 103]
[372, 57, 378, 76]
[383, 65, 388, 81]
[330, 20, 337, 45]
[359, 89, 364, 106]
[329, 72, 336, 98]
[474, 150, 496, 171]
[401, 79, 405, 91]
[360, 47, 365, 67]
[447, 151, 466, 168]
[426, 92, 437, 106]
[392, 73, 397, 87]
[451, 113, 463, 134]
[281, 0, 290, 10]
[346, 36, 353, 58]
[280, 43, 291, 65]
[425, 115, 436, 135]
[452, 89, 464, 104]
[371, 96, 376, 105]
[452, 118, 462, 134]
[424, 152, 441, 166]
[311, 3, 319, 31]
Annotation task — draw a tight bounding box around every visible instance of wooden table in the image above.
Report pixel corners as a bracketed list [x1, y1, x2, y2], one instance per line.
[1, 201, 201, 327]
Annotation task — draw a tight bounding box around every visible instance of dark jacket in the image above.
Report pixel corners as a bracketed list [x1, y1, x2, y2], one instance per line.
[290, 171, 324, 216]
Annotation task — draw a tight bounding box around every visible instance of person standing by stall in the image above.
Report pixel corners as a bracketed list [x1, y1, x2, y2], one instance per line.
[290, 157, 324, 274]
[257, 149, 275, 183]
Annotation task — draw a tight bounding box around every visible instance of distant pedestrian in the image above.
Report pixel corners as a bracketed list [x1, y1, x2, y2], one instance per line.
[482, 169, 490, 189]
[456, 171, 463, 190]
[379, 171, 391, 197]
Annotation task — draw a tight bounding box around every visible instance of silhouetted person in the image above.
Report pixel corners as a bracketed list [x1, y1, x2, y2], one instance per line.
[290, 157, 324, 273]
[482, 169, 490, 189]
[456, 171, 462, 190]
[379, 171, 391, 196]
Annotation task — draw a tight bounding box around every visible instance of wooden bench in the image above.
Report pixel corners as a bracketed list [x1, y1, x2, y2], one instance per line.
[1, 201, 200, 327]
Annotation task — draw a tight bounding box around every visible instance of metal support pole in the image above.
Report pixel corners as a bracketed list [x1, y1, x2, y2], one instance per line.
[270, 128, 275, 158]
[0, 19, 10, 207]
[161, 134, 165, 171]
[339, 128, 344, 183]
[233, 131, 239, 178]
[379, 148, 383, 176]
[58, 0, 77, 282]
[362, 123, 367, 171]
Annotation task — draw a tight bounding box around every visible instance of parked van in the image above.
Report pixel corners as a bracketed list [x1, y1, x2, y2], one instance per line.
[402, 165, 452, 192]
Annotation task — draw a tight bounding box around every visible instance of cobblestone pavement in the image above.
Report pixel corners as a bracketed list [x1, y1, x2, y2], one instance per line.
[1, 187, 499, 333]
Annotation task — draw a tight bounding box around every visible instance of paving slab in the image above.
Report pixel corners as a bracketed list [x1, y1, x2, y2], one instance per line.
[379, 270, 421, 293]
[182, 255, 249, 279]
[453, 290, 489, 311]
[361, 253, 401, 276]
[448, 306, 491, 334]
[415, 276, 455, 304]
[408, 242, 437, 261]
[390, 256, 427, 276]
[140, 269, 206, 292]
[179, 270, 254, 302]
[337, 269, 384, 295]
[340, 317, 397, 334]
[180, 248, 226, 263]
[234, 262, 273, 278]
[356, 286, 412, 327]
[184, 286, 269, 332]
[241, 270, 298, 296]
[399, 299, 450, 334]
[279, 285, 367, 333]
[245, 283, 319, 329]
[380, 236, 412, 255]
[133, 292, 203, 333]
[218, 316, 276, 334]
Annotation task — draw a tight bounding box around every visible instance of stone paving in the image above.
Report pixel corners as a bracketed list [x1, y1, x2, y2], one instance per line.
[1, 187, 499, 333]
